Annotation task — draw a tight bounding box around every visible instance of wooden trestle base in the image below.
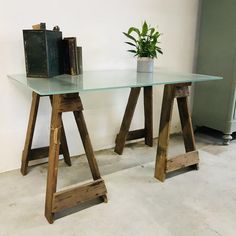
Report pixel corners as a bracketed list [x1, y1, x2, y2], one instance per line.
[114, 86, 153, 155]
[21, 82, 198, 222]
[115, 83, 199, 182]
[154, 83, 199, 182]
[21, 92, 107, 224]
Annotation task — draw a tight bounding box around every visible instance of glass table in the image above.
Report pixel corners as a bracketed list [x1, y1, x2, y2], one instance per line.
[9, 70, 222, 223]
[9, 69, 219, 95]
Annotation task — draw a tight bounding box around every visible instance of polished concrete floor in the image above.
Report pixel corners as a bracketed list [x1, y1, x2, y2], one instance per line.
[0, 132, 236, 236]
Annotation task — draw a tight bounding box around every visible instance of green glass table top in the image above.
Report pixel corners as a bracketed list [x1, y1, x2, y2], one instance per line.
[8, 70, 222, 96]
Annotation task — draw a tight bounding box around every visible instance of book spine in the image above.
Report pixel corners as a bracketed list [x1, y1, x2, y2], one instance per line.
[63, 37, 78, 75]
[68, 38, 78, 75]
[77, 47, 83, 74]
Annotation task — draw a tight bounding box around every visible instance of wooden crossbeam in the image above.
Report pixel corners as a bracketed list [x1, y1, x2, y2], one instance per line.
[166, 151, 199, 173]
[57, 95, 83, 113]
[29, 146, 63, 160]
[174, 86, 190, 98]
[126, 129, 145, 141]
[52, 179, 107, 213]
[174, 83, 191, 98]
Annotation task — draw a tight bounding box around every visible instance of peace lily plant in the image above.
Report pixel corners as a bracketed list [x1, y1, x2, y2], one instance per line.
[123, 21, 163, 72]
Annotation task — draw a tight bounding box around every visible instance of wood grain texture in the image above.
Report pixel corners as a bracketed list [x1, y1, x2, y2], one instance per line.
[21, 92, 40, 175]
[74, 109, 101, 180]
[154, 85, 175, 182]
[29, 146, 63, 160]
[144, 86, 153, 146]
[22, 92, 106, 223]
[175, 86, 190, 98]
[57, 95, 82, 112]
[155, 83, 199, 182]
[50, 96, 71, 166]
[52, 179, 107, 213]
[45, 94, 63, 224]
[177, 96, 196, 152]
[60, 125, 72, 166]
[126, 129, 145, 141]
[166, 151, 199, 173]
[114, 87, 141, 155]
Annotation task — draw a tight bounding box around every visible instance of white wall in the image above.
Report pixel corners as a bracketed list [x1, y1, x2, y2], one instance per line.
[0, 0, 199, 173]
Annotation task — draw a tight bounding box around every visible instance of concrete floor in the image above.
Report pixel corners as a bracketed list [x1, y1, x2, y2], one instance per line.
[0, 132, 236, 236]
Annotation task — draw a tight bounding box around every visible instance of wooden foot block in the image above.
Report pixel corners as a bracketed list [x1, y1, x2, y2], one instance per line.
[52, 179, 107, 213]
[166, 151, 199, 173]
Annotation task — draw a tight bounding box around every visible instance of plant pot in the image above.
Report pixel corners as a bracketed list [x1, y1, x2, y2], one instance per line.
[137, 57, 154, 73]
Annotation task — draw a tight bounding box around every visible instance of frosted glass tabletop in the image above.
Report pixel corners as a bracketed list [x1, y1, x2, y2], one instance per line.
[8, 70, 222, 96]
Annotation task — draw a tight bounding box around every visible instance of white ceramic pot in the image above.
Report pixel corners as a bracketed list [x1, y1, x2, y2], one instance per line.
[137, 57, 154, 73]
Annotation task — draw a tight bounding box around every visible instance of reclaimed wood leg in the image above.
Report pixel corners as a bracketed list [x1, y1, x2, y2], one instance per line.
[45, 95, 62, 224]
[155, 83, 199, 182]
[144, 86, 153, 147]
[60, 126, 72, 166]
[21, 92, 40, 175]
[164, 85, 199, 174]
[50, 96, 71, 166]
[154, 85, 175, 182]
[74, 110, 101, 180]
[177, 96, 199, 169]
[73, 95, 107, 202]
[114, 88, 141, 155]
[45, 94, 107, 223]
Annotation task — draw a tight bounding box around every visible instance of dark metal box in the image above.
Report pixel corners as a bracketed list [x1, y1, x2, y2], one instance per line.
[23, 29, 63, 78]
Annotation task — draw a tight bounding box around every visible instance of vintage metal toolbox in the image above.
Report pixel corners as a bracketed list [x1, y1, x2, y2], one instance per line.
[23, 27, 63, 78]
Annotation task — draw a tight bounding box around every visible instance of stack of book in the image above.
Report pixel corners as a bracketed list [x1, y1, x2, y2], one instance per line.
[23, 23, 83, 78]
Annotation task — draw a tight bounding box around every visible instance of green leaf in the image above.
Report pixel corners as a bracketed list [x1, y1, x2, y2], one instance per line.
[123, 32, 137, 42]
[157, 49, 163, 54]
[149, 28, 155, 35]
[127, 50, 137, 54]
[153, 32, 161, 38]
[153, 51, 157, 58]
[125, 41, 137, 47]
[141, 21, 148, 36]
[128, 27, 141, 36]
[151, 37, 157, 46]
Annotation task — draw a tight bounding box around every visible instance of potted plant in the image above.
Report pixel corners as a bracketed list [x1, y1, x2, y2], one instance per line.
[123, 21, 163, 73]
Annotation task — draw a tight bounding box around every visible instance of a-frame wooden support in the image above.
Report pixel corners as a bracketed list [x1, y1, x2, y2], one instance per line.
[154, 83, 199, 182]
[21, 92, 71, 175]
[21, 92, 107, 223]
[114, 86, 153, 155]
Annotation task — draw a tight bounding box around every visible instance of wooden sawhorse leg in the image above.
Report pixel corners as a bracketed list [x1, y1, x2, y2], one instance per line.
[114, 86, 153, 155]
[21, 92, 40, 175]
[50, 96, 71, 166]
[21, 92, 71, 176]
[154, 83, 199, 182]
[45, 94, 107, 224]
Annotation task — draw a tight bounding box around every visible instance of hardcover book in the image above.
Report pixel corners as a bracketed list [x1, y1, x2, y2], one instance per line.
[62, 37, 78, 75]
